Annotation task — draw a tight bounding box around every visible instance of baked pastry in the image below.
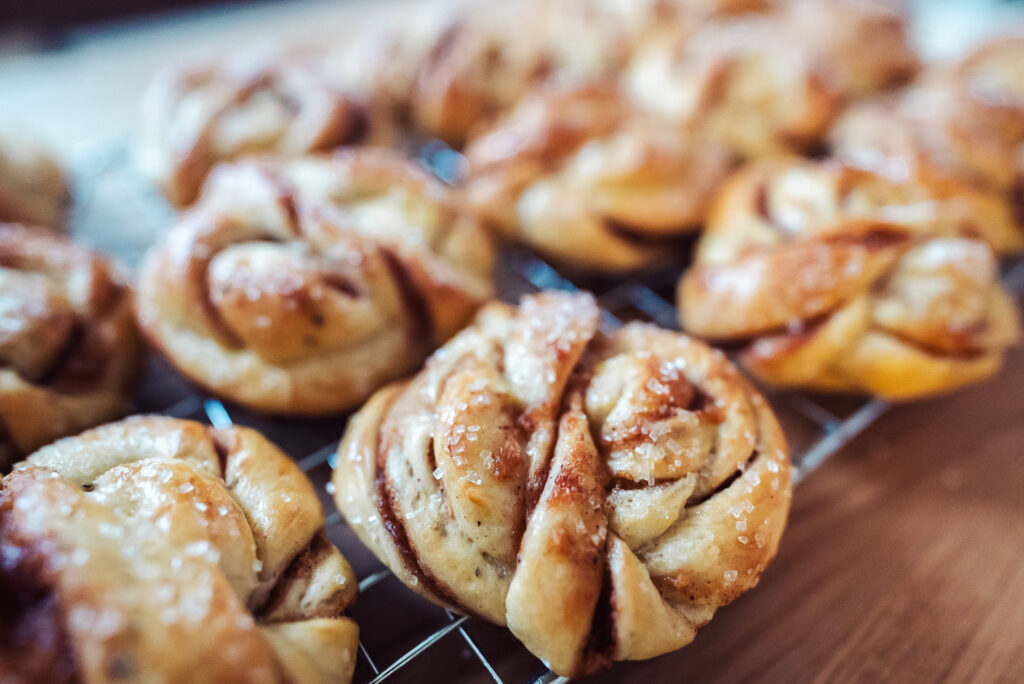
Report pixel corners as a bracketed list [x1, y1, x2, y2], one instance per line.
[0, 127, 70, 228]
[0, 223, 141, 470]
[625, 17, 841, 158]
[0, 416, 358, 683]
[463, 86, 732, 272]
[139, 50, 390, 208]
[830, 36, 1024, 220]
[777, 0, 919, 96]
[625, 0, 917, 158]
[433, 0, 640, 147]
[678, 158, 1021, 400]
[331, 0, 632, 147]
[333, 291, 792, 677]
[136, 148, 495, 415]
[325, 0, 787, 149]
[324, 2, 460, 122]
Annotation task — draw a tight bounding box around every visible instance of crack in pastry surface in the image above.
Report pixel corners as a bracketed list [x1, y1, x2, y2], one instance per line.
[333, 291, 792, 676]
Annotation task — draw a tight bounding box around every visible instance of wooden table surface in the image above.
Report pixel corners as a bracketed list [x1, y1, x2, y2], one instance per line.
[3, 2, 1024, 683]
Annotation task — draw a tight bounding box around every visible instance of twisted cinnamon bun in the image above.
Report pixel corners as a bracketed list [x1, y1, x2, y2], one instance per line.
[830, 36, 1024, 221]
[0, 416, 358, 684]
[678, 158, 1021, 399]
[0, 128, 70, 228]
[327, 0, 670, 148]
[139, 50, 390, 208]
[777, 0, 919, 96]
[333, 291, 791, 676]
[0, 224, 141, 470]
[625, 0, 916, 158]
[136, 149, 495, 415]
[463, 86, 732, 272]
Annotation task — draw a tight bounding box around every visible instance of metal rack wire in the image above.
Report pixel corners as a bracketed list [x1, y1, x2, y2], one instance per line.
[71, 144, 1024, 684]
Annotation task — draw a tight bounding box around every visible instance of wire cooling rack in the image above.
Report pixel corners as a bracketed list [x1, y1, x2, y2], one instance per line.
[68, 142, 1024, 684]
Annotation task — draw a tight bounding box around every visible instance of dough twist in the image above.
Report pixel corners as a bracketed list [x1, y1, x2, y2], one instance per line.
[679, 158, 1021, 399]
[0, 223, 141, 469]
[0, 416, 358, 684]
[136, 149, 494, 414]
[464, 86, 732, 272]
[139, 50, 389, 207]
[830, 36, 1024, 222]
[333, 291, 791, 676]
[625, 0, 917, 158]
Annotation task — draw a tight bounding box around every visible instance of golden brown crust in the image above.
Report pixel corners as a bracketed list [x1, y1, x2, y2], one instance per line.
[625, 0, 917, 158]
[830, 36, 1024, 215]
[135, 148, 495, 415]
[625, 17, 838, 158]
[0, 129, 70, 229]
[0, 223, 141, 470]
[0, 416, 358, 684]
[377, 0, 639, 146]
[333, 291, 792, 676]
[329, 0, 731, 147]
[139, 49, 392, 208]
[777, 0, 919, 96]
[325, 0, 781, 147]
[678, 158, 1021, 399]
[463, 86, 733, 272]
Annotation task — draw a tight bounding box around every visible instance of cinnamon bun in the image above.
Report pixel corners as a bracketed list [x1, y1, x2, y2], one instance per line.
[678, 158, 1021, 399]
[333, 291, 791, 676]
[0, 224, 141, 470]
[136, 149, 494, 414]
[1, 416, 358, 683]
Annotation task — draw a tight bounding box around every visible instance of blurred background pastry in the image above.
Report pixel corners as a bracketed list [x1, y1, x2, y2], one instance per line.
[624, 0, 917, 159]
[463, 86, 732, 272]
[0, 126, 71, 228]
[138, 49, 393, 207]
[830, 35, 1024, 224]
[0, 223, 141, 470]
